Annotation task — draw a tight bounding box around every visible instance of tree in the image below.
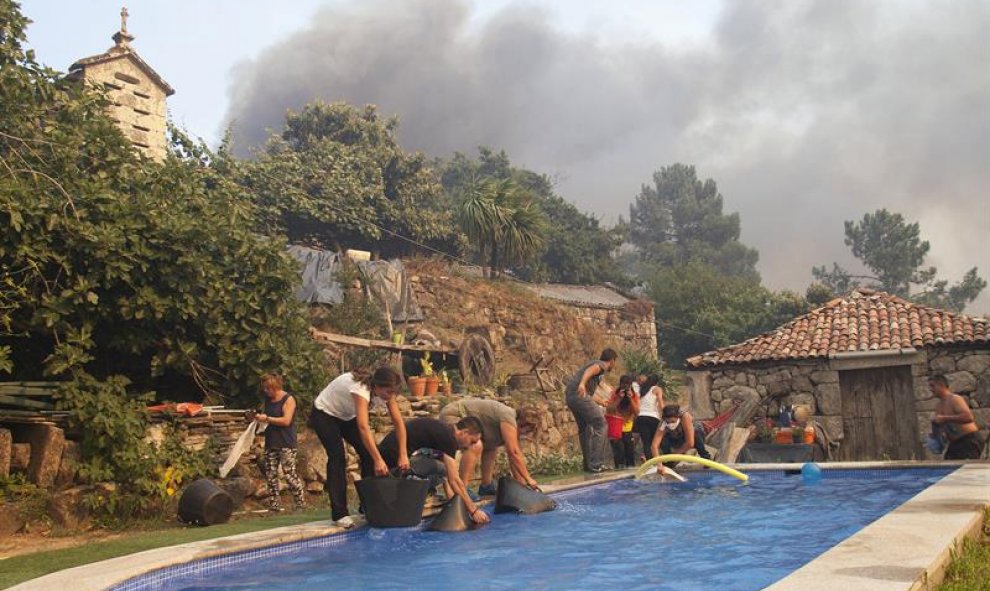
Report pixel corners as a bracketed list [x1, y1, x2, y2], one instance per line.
[812, 209, 985, 312]
[242, 101, 457, 256]
[628, 164, 760, 281]
[647, 263, 810, 367]
[0, 0, 326, 509]
[456, 178, 546, 278]
[439, 148, 623, 283]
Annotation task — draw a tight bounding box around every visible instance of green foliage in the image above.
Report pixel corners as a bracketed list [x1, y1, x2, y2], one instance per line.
[456, 177, 547, 278]
[58, 376, 214, 522]
[619, 347, 669, 388]
[242, 101, 457, 256]
[439, 148, 622, 284]
[628, 164, 760, 281]
[493, 451, 584, 478]
[0, 1, 326, 503]
[647, 262, 811, 367]
[813, 209, 985, 312]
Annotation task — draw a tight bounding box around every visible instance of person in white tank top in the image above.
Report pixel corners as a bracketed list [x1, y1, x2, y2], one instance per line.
[634, 374, 665, 460]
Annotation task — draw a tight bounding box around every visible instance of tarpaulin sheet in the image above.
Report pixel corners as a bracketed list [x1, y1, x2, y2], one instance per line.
[286, 245, 424, 322]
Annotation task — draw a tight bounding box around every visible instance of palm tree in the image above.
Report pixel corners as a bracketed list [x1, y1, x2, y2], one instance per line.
[457, 178, 546, 278]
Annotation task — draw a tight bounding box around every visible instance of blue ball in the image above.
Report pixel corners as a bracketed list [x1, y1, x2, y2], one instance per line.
[801, 462, 822, 484]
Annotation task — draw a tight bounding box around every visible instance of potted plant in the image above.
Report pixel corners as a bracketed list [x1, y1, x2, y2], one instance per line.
[754, 418, 775, 444]
[421, 352, 440, 396]
[438, 369, 451, 395]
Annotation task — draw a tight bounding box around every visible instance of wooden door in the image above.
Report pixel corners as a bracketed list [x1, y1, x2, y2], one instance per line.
[837, 366, 920, 461]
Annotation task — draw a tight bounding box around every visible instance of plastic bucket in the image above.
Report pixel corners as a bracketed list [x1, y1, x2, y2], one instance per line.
[178, 478, 234, 526]
[774, 429, 793, 444]
[356, 476, 430, 528]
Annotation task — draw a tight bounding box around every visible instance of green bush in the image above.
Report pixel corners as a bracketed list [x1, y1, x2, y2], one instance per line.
[0, 1, 327, 512]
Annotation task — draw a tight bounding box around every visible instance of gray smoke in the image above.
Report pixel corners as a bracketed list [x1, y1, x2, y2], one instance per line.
[224, 0, 990, 313]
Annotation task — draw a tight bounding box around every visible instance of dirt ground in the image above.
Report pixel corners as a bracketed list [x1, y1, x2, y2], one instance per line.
[0, 528, 127, 560]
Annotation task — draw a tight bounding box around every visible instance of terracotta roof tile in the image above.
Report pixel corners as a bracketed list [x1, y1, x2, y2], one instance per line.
[686, 288, 990, 368]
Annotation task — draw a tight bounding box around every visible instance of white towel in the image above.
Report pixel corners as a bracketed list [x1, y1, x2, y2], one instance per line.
[219, 420, 266, 478]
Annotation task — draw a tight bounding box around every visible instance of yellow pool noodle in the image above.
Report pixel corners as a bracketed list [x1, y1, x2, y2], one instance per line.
[636, 454, 749, 482]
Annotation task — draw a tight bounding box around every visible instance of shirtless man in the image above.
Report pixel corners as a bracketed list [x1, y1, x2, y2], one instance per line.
[929, 374, 984, 459]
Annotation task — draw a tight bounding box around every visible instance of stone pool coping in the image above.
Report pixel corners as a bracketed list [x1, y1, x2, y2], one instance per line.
[7, 461, 988, 591]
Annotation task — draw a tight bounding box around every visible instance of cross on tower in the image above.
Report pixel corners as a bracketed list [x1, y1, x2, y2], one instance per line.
[120, 7, 129, 34]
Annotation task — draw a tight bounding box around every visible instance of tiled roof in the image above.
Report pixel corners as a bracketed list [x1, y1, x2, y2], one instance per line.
[686, 288, 990, 368]
[527, 283, 633, 308]
[70, 47, 175, 96]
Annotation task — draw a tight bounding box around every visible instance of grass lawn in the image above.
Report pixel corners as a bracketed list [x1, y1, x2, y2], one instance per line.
[0, 508, 329, 590]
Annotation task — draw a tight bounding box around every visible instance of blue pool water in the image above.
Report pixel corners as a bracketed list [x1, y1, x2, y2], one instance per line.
[117, 467, 954, 591]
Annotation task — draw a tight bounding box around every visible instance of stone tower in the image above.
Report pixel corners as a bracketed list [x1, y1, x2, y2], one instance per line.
[67, 8, 174, 160]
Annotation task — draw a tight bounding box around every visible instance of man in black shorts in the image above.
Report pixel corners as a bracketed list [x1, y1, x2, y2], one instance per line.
[378, 417, 491, 525]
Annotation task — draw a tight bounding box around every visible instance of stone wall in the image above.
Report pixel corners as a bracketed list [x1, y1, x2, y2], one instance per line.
[688, 346, 990, 460]
[563, 302, 658, 357]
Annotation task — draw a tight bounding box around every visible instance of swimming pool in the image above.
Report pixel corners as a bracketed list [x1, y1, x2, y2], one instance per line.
[113, 467, 955, 591]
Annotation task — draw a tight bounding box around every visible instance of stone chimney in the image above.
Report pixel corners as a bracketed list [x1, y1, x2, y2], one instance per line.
[67, 7, 175, 161]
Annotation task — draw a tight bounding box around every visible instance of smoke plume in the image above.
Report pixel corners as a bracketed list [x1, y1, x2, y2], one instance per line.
[224, 0, 990, 312]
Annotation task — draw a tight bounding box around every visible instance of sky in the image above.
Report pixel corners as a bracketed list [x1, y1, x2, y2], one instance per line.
[19, 0, 990, 314]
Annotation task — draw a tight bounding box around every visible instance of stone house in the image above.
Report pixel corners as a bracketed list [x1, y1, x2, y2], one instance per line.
[526, 283, 658, 357]
[67, 8, 174, 160]
[684, 288, 990, 461]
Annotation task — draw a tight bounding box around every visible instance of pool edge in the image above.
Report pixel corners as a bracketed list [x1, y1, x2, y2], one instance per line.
[764, 462, 989, 591]
[6, 462, 987, 591]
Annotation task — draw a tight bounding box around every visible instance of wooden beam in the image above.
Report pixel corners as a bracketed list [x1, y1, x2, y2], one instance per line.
[0, 383, 59, 397]
[309, 328, 455, 355]
[0, 394, 55, 410]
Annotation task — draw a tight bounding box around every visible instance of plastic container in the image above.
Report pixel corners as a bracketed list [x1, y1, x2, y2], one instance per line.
[774, 429, 793, 444]
[178, 478, 234, 526]
[356, 476, 430, 528]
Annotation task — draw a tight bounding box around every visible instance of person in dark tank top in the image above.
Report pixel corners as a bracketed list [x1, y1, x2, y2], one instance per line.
[253, 373, 306, 512]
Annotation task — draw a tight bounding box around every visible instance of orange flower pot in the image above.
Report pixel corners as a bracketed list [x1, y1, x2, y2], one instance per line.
[424, 376, 440, 396]
[408, 376, 427, 398]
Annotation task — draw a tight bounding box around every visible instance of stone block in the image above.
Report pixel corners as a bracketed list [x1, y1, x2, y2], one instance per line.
[815, 383, 842, 415]
[56, 440, 81, 487]
[946, 371, 977, 394]
[914, 396, 939, 412]
[11, 443, 30, 470]
[0, 428, 11, 477]
[929, 355, 956, 374]
[810, 370, 838, 385]
[0, 503, 26, 536]
[217, 476, 254, 507]
[973, 374, 990, 408]
[957, 353, 990, 375]
[723, 385, 760, 405]
[48, 486, 93, 531]
[297, 432, 327, 483]
[25, 424, 66, 487]
[766, 381, 790, 397]
[972, 408, 990, 430]
[791, 376, 813, 392]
